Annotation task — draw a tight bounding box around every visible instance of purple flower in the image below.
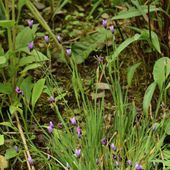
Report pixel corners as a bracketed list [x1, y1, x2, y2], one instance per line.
[70, 117, 77, 125]
[135, 162, 142, 170]
[27, 19, 33, 28]
[48, 96, 55, 103]
[47, 121, 54, 133]
[44, 35, 49, 44]
[57, 35, 62, 43]
[102, 19, 107, 28]
[15, 86, 23, 95]
[109, 25, 114, 34]
[28, 156, 34, 166]
[115, 161, 119, 168]
[49, 121, 54, 128]
[76, 126, 82, 138]
[128, 160, 132, 167]
[14, 146, 19, 153]
[28, 41, 34, 51]
[101, 138, 107, 145]
[111, 143, 116, 151]
[94, 55, 104, 64]
[75, 148, 81, 158]
[66, 162, 70, 169]
[66, 48, 71, 57]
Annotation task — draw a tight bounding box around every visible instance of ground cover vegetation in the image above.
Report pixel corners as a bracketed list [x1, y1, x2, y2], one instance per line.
[0, 0, 170, 169]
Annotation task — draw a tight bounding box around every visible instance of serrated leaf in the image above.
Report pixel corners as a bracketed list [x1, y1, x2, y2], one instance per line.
[5, 148, 17, 160]
[31, 79, 45, 109]
[0, 135, 4, 145]
[19, 50, 48, 66]
[143, 82, 156, 114]
[127, 62, 141, 87]
[153, 57, 170, 90]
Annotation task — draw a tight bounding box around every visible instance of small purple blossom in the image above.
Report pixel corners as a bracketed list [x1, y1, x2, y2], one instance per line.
[28, 41, 34, 51]
[109, 25, 115, 34]
[47, 121, 54, 133]
[28, 156, 34, 166]
[27, 19, 33, 28]
[66, 162, 70, 169]
[15, 86, 23, 95]
[14, 146, 19, 153]
[102, 19, 107, 28]
[115, 161, 119, 168]
[49, 121, 54, 128]
[75, 148, 81, 158]
[70, 117, 77, 125]
[101, 138, 107, 145]
[48, 96, 55, 103]
[57, 35, 62, 43]
[76, 126, 82, 138]
[44, 35, 49, 44]
[128, 160, 132, 167]
[66, 48, 71, 57]
[111, 143, 117, 151]
[94, 55, 104, 64]
[135, 162, 142, 170]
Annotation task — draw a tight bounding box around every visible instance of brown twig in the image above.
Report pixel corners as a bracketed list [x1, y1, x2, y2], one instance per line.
[15, 113, 35, 170]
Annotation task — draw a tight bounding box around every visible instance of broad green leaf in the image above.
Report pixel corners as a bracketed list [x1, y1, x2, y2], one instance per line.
[31, 79, 45, 108]
[15, 24, 38, 50]
[112, 5, 159, 20]
[20, 76, 33, 103]
[0, 20, 15, 28]
[5, 148, 17, 160]
[0, 56, 7, 65]
[153, 57, 170, 90]
[143, 82, 156, 114]
[20, 63, 42, 74]
[19, 50, 48, 66]
[71, 28, 113, 64]
[0, 135, 4, 145]
[127, 62, 141, 87]
[0, 82, 12, 94]
[140, 30, 161, 53]
[108, 34, 140, 63]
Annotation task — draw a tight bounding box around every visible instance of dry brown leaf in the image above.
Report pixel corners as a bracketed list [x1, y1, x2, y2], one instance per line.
[95, 82, 110, 90]
[0, 155, 8, 170]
